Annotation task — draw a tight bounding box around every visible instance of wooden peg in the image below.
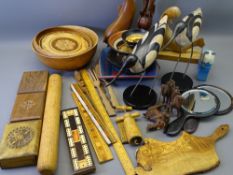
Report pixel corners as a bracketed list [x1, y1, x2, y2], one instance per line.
[115, 105, 133, 112]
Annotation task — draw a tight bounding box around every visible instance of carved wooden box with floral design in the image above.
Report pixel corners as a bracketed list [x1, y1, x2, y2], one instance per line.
[0, 120, 42, 168]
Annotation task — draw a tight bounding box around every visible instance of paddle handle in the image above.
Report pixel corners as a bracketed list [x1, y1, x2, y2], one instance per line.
[183, 118, 199, 134]
[209, 124, 229, 142]
[165, 115, 188, 136]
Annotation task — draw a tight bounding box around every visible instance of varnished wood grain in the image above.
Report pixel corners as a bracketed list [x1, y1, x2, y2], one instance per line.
[116, 112, 143, 145]
[89, 69, 116, 116]
[135, 124, 229, 175]
[0, 120, 42, 168]
[18, 71, 48, 94]
[80, 69, 135, 175]
[11, 93, 46, 122]
[72, 84, 116, 144]
[103, 0, 136, 42]
[72, 93, 113, 163]
[32, 26, 98, 70]
[37, 74, 62, 175]
[158, 49, 201, 64]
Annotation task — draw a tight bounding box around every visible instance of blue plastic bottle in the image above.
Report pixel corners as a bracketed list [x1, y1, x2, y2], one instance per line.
[197, 50, 215, 81]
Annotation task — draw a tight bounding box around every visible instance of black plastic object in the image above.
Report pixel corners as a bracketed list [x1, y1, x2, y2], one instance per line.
[105, 55, 138, 86]
[161, 72, 193, 93]
[123, 85, 157, 110]
[106, 48, 128, 68]
[183, 84, 233, 134]
[165, 89, 220, 136]
[195, 84, 233, 115]
[183, 118, 199, 134]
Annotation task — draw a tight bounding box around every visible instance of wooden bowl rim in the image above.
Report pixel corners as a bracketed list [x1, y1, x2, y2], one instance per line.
[32, 25, 98, 59]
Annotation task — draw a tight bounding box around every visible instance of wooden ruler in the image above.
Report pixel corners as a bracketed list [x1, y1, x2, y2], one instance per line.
[72, 93, 113, 163]
[80, 69, 135, 175]
[71, 84, 111, 145]
[72, 84, 116, 144]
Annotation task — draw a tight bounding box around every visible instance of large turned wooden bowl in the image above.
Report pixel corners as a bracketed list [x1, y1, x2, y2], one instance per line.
[32, 25, 98, 70]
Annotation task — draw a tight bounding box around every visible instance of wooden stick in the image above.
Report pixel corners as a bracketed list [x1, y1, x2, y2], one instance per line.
[72, 94, 113, 163]
[89, 69, 116, 116]
[106, 85, 120, 107]
[80, 69, 135, 175]
[37, 74, 62, 175]
[71, 84, 112, 145]
[115, 105, 133, 112]
[158, 49, 201, 64]
[72, 84, 116, 144]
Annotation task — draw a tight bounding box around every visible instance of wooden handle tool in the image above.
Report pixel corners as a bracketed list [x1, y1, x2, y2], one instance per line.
[116, 112, 143, 146]
[209, 124, 229, 142]
[116, 112, 140, 123]
[37, 74, 62, 175]
[115, 105, 133, 111]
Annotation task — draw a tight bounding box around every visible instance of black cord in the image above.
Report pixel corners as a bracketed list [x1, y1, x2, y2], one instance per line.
[183, 42, 193, 79]
[130, 71, 146, 97]
[170, 46, 182, 80]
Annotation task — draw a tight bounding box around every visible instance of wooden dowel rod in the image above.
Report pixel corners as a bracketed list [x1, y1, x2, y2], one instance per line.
[37, 74, 62, 175]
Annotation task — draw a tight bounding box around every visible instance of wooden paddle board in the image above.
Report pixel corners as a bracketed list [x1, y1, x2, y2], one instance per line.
[135, 124, 229, 175]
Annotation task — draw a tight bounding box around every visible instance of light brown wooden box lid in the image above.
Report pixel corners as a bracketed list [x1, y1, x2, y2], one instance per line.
[10, 92, 46, 122]
[0, 120, 42, 168]
[18, 71, 49, 94]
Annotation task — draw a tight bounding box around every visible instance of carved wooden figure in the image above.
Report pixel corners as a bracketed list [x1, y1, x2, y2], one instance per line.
[159, 7, 205, 62]
[144, 105, 170, 131]
[137, 0, 156, 30]
[170, 95, 184, 117]
[161, 79, 175, 103]
[103, 0, 136, 42]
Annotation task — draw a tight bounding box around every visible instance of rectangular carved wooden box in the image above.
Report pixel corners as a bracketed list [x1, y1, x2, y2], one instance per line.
[18, 71, 49, 94]
[0, 120, 42, 168]
[10, 93, 46, 122]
